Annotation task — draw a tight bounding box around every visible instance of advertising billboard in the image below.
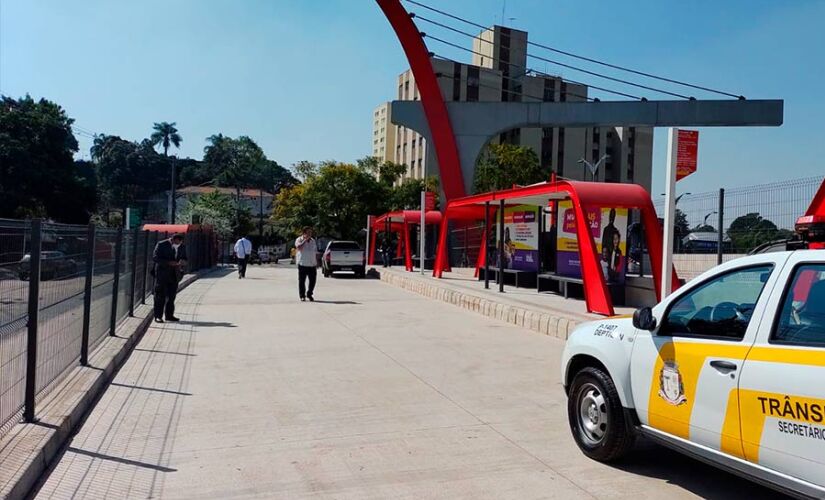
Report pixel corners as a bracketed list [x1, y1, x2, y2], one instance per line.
[496, 204, 539, 271]
[556, 201, 628, 284]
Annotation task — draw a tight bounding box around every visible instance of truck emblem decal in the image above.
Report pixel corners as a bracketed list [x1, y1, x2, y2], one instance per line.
[658, 361, 687, 406]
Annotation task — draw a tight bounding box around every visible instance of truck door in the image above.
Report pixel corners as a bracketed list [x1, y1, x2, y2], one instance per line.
[629, 262, 781, 454]
[737, 257, 825, 488]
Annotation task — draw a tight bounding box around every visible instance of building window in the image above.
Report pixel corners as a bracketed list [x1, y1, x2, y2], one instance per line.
[466, 66, 479, 102]
[543, 79, 556, 102]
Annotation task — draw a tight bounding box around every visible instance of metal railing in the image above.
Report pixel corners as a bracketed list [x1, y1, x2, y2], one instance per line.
[0, 219, 215, 435]
[653, 175, 824, 280]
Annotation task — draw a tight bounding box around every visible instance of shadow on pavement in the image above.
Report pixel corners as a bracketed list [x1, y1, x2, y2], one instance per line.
[310, 300, 360, 305]
[182, 320, 236, 328]
[611, 438, 790, 499]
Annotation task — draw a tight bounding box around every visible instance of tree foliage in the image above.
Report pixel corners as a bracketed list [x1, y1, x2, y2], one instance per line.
[0, 95, 96, 222]
[473, 143, 543, 193]
[177, 190, 252, 239]
[727, 212, 794, 252]
[93, 134, 169, 212]
[390, 177, 439, 211]
[357, 156, 407, 186]
[150, 121, 181, 156]
[273, 161, 386, 240]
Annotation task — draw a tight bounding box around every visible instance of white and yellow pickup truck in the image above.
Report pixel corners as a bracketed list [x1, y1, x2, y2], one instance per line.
[562, 250, 825, 499]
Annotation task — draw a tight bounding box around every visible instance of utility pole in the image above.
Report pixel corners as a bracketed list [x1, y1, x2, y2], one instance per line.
[169, 159, 177, 223]
[259, 187, 264, 240]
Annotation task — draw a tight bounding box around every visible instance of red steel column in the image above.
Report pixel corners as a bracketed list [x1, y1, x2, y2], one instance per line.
[376, 0, 465, 200]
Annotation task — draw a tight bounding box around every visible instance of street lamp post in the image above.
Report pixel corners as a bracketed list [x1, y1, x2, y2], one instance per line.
[703, 211, 718, 227]
[578, 154, 610, 182]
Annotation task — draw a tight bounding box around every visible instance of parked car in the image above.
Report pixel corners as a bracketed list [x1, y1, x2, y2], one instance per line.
[562, 249, 825, 498]
[18, 251, 79, 281]
[258, 250, 271, 264]
[322, 241, 365, 278]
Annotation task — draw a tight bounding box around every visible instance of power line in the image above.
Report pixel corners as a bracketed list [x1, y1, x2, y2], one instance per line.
[424, 33, 643, 100]
[420, 25, 687, 100]
[404, 0, 744, 99]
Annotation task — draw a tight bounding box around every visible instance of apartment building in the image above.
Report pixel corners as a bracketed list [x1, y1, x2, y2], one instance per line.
[371, 102, 395, 162]
[374, 25, 653, 192]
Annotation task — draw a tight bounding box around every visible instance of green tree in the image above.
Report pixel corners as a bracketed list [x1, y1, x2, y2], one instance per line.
[273, 161, 387, 239]
[204, 134, 267, 230]
[252, 159, 298, 193]
[357, 156, 407, 186]
[673, 208, 690, 251]
[150, 122, 182, 156]
[177, 190, 252, 239]
[0, 95, 96, 222]
[292, 160, 319, 181]
[473, 143, 543, 193]
[389, 176, 440, 211]
[93, 134, 168, 220]
[150, 122, 182, 220]
[728, 213, 794, 252]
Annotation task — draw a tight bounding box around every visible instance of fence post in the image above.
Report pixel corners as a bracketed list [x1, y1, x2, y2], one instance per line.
[717, 188, 725, 265]
[24, 219, 42, 422]
[141, 230, 150, 304]
[129, 227, 139, 316]
[484, 201, 490, 289]
[109, 227, 123, 336]
[80, 223, 96, 366]
[498, 199, 505, 293]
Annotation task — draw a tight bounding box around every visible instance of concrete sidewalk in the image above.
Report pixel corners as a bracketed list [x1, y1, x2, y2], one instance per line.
[32, 265, 779, 499]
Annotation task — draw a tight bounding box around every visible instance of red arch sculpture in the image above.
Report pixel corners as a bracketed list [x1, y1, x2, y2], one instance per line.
[376, 0, 466, 200]
[433, 180, 681, 316]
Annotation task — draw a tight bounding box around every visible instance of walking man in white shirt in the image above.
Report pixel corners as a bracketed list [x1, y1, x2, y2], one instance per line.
[234, 235, 253, 279]
[295, 226, 318, 301]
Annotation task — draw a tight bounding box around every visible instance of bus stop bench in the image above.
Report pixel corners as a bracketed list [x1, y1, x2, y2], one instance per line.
[538, 273, 583, 297]
[479, 267, 538, 288]
[538, 272, 626, 305]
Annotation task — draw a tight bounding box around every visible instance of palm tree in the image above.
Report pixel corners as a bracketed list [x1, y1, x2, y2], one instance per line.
[150, 122, 181, 156]
[150, 122, 182, 222]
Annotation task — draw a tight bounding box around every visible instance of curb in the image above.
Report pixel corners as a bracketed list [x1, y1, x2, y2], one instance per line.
[0, 271, 207, 500]
[377, 270, 582, 340]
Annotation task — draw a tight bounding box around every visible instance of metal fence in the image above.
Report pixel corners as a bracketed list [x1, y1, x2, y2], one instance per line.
[0, 219, 215, 436]
[653, 175, 824, 280]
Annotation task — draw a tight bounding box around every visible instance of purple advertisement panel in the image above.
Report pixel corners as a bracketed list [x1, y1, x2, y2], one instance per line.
[496, 205, 539, 271]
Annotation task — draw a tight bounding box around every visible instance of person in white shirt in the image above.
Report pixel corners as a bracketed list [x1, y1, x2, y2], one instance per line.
[234, 235, 253, 279]
[294, 226, 318, 301]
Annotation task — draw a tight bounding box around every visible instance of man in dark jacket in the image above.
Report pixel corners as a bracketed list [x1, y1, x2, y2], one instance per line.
[153, 233, 186, 323]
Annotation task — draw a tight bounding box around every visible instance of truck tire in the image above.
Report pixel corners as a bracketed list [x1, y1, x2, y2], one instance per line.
[355, 266, 365, 278]
[567, 366, 635, 462]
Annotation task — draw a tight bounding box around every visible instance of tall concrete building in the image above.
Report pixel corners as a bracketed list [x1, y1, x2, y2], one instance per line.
[371, 102, 395, 162]
[372, 25, 653, 192]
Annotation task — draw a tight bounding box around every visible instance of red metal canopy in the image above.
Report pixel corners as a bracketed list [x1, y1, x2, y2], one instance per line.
[433, 180, 680, 316]
[369, 211, 442, 270]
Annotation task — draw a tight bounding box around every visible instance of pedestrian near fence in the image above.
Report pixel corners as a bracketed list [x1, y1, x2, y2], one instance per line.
[234, 235, 252, 279]
[295, 226, 318, 302]
[152, 233, 186, 323]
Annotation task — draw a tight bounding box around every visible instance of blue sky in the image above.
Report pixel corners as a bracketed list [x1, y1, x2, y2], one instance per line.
[1, 0, 823, 194]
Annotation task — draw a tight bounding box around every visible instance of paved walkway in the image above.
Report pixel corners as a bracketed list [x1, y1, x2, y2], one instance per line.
[32, 265, 779, 499]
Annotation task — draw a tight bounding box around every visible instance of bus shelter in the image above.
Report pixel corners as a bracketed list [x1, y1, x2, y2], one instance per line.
[370, 210, 442, 271]
[433, 180, 680, 316]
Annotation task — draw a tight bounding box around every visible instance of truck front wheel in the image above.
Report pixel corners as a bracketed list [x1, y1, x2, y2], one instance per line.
[567, 367, 634, 462]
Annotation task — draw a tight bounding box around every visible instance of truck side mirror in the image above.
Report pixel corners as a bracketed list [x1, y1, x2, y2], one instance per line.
[633, 307, 657, 331]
